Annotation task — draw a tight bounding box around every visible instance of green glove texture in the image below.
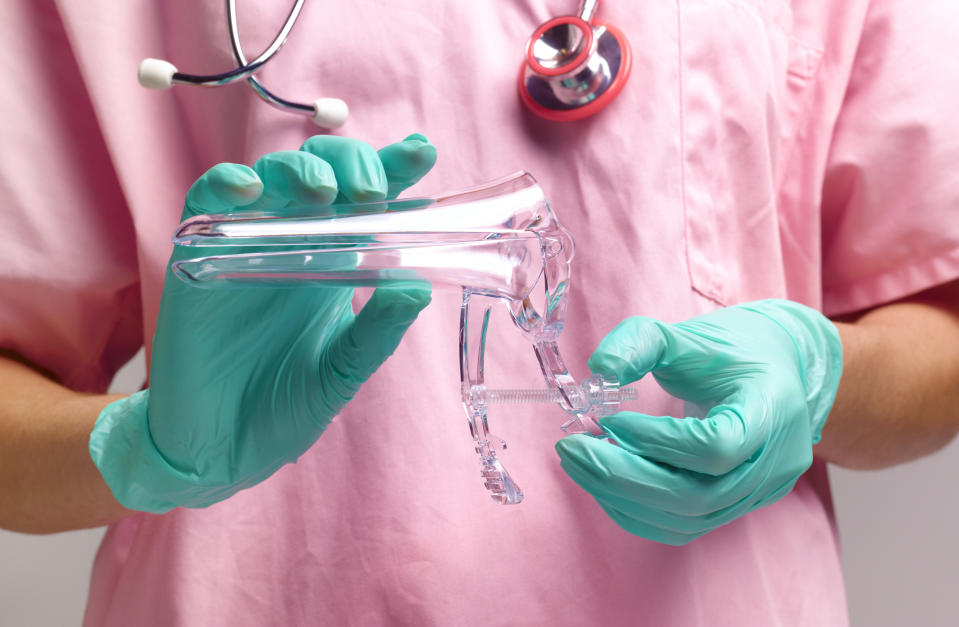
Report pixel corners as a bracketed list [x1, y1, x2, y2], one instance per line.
[90, 134, 437, 513]
[556, 299, 842, 545]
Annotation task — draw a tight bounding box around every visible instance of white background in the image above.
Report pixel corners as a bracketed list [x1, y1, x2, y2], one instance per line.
[2, 351, 957, 626]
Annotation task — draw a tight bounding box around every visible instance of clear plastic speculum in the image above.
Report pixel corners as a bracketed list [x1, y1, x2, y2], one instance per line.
[173, 172, 627, 504]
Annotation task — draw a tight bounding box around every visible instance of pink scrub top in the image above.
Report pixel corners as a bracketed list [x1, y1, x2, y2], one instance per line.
[4, 1, 959, 625]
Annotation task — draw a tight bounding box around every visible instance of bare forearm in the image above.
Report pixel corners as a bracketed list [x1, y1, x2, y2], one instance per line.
[816, 281, 959, 469]
[0, 355, 134, 533]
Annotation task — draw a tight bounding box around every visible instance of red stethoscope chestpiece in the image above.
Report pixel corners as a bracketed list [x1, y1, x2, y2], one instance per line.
[519, 15, 632, 122]
[525, 16, 595, 77]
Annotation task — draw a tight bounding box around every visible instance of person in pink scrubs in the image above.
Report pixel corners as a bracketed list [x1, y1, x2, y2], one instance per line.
[3, 1, 959, 625]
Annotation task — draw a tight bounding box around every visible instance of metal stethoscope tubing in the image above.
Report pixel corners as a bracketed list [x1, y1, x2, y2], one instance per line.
[138, 0, 348, 128]
[225, 0, 316, 117]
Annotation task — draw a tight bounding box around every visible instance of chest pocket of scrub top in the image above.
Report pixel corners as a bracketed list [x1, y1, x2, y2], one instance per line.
[679, 0, 822, 305]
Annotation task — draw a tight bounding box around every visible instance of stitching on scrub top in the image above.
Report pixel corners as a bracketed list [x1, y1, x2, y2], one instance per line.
[676, 1, 698, 303]
[675, 0, 729, 306]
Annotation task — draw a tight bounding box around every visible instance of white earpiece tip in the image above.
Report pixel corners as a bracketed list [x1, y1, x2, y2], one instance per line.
[312, 98, 349, 129]
[138, 58, 178, 89]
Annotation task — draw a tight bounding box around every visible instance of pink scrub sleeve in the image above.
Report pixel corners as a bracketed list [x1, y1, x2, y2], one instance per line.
[0, 3, 142, 392]
[820, 0, 959, 316]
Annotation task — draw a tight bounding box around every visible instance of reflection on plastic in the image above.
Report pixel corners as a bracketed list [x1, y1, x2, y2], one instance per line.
[172, 172, 627, 504]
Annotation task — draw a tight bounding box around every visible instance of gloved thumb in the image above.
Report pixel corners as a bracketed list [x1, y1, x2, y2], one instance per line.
[586, 316, 672, 385]
[319, 284, 432, 405]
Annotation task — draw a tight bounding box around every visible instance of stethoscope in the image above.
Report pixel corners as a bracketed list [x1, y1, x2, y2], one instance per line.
[138, 0, 632, 128]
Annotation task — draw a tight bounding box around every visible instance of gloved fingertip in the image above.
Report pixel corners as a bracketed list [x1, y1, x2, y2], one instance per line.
[300, 136, 388, 203]
[409, 141, 438, 168]
[379, 133, 437, 200]
[554, 436, 573, 457]
[587, 316, 671, 384]
[348, 187, 389, 204]
[293, 159, 338, 205]
[379, 136, 437, 170]
[556, 436, 618, 487]
[554, 433, 593, 461]
[235, 181, 265, 204]
[230, 169, 265, 202]
[586, 352, 633, 382]
[595, 412, 652, 454]
[308, 184, 339, 206]
[343, 154, 388, 203]
[596, 412, 628, 435]
[253, 151, 339, 207]
[185, 164, 263, 216]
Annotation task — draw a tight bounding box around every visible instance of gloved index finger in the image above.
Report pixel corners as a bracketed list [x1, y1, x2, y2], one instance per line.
[587, 316, 671, 385]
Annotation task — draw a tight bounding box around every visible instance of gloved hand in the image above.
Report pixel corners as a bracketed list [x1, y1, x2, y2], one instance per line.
[90, 134, 437, 513]
[555, 299, 842, 545]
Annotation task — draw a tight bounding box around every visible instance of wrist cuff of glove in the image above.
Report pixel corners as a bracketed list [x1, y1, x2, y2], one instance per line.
[742, 299, 843, 443]
[89, 391, 242, 513]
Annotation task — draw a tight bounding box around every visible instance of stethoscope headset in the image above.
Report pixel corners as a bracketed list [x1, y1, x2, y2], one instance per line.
[138, 0, 632, 128]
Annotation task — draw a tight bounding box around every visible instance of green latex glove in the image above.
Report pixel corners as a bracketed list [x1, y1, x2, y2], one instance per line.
[555, 299, 842, 545]
[90, 134, 437, 513]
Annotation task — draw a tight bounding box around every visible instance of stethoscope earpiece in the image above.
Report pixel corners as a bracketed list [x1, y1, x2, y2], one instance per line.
[519, 0, 632, 122]
[137, 0, 346, 129]
[311, 98, 349, 129]
[138, 58, 178, 90]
